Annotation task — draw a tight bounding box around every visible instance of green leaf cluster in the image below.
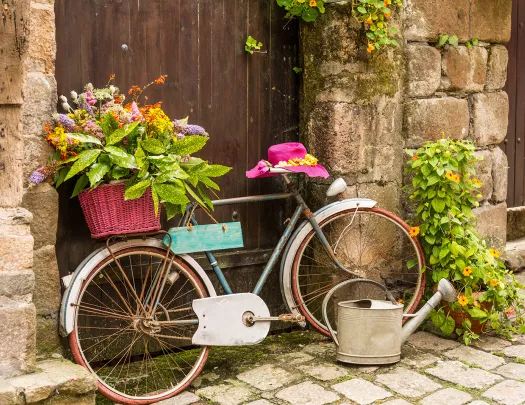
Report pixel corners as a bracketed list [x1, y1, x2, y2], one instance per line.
[275, 0, 326, 23]
[245, 36, 264, 54]
[405, 138, 525, 342]
[53, 119, 231, 220]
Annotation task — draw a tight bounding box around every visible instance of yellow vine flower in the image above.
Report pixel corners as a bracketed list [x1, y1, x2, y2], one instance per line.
[489, 248, 500, 258]
[490, 279, 500, 287]
[453, 174, 460, 183]
[462, 267, 472, 277]
[309, 0, 317, 6]
[445, 171, 455, 180]
[473, 178, 482, 187]
[409, 226, 420, 237]
[458, 295, 468, 306]
[367, 44, 375, 53]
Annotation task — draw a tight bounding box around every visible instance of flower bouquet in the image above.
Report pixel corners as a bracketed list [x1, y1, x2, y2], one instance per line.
[30, 75, 231, 238]
[405, 138, 525, 344]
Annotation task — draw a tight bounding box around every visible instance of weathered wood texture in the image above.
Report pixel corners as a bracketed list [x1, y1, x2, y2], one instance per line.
[503, 0, 525, 207]
[54, 0, 299, 307]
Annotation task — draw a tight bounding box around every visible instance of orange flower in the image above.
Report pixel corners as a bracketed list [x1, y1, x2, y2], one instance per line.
[409, 226, 420, 237]
[154, 75, 167, 85]
[506, 306, 515, 316]
[411, 153, 418, 161]
[489, 279, 500, 287]
[458, 295, 468, 306]
[384, 12, 391, 19]
[384, 0, 391, 5]
[462, 266, 472, 277]
[397, 299, 404, 304]
[365, 17, 373, 25]
[489, 248, 500, 258]
[367, 44, 375, 53]
[310, 0, 317, 6]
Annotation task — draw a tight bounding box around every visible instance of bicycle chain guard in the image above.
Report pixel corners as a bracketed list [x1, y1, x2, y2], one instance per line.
[192, 293, 271, 346]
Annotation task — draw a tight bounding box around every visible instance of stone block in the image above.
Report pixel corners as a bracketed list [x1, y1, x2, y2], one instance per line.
[22, 184, 59, 249]
[470, 0, 512, 43]
[276, 381, 340, 405]
[491, 146, 508, 203]
[157, 391, 200, 405]
[36, 314, 62, 357]
[0, 380, 23, 405]
[33, 245, 60, 314]
[357, 182, 399, 215]
[41, 393, 96, 405]
[473, 202, 507, 250]
[472, 335, 511, 352]
[486, 45, 509, 90]
[25, 2, 56, 74]
[470, 92, 509, 147]
[425, 361, 503, 389]
[0, 106, 24, 208]
[503, 344, 525, 360]
[441, 46, 487, 92]
[197, 384, 255, 405]
[0, 270, 34, 304]
[405, 0, 470, 42]
[404, 98, 470, 148]
[0, 303, 36, 376]
[420, 388, 472, 405]
[483, 380, 525, 405]
[332, 379, 392, 404]
[474, 150, 493, 202]
[494, 362, 525, 380]
[237, 364, 299, 391]
[507, 206, 525, 241]
[0, 34, 25, 105]
[308, 102, 402, 183]
[406, 332, 461, 352]
[406, 44, 441, 97]
[444, 345, 505, 370]
[0, 233, 34, 272]
[375, 368, 441, 397]
[297, 362, 348, 381]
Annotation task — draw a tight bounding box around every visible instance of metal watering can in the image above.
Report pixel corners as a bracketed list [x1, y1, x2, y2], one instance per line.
[322, 278, 457, 365]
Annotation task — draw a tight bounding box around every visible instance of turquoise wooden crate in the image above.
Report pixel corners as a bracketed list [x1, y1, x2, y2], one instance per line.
[163, 222, 244, 254]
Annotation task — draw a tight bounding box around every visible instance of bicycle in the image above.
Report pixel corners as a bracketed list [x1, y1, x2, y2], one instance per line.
[59, 169, 426, 404]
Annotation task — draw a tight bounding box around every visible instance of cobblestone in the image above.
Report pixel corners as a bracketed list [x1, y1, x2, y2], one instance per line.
[503, 344, 525, 360]
[237, 365, 299, 391]
[483, 380, 525, 405]
[196, 384, 255, 405]
[494, 362, 525, 380]
[375, 368, 442, 397]
[275, 381, 339, 405]
[406, 331, 461, 351]
[473, 336, 512, 352]
[332, 379, 392, 405]
[444, 346, 506, 370]
[419, 388, 472, 405]
[297, 362, 348, 381]
[426, 361, 503, 389]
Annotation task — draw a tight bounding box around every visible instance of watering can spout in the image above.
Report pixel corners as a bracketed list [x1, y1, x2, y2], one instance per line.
[401, 279, 457, 344]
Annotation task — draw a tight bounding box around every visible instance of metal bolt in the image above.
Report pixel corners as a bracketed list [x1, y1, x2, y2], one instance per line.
[504, 138, 508, 144]
[520, 22, 524, 29]
[232, 211, 239, 220]
[518, 138, 522, 143]
[121, 44, 129, 52]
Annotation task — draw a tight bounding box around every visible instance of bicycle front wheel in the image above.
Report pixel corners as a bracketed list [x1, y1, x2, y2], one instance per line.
[69, 246, 209, 405]
[290, 207, 426, 336]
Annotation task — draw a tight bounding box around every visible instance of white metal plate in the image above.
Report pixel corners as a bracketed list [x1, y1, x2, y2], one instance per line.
[192, 293, 271, 346]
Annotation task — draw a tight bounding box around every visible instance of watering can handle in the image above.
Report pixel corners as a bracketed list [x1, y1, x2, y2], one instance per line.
[321, 278, 398, 347]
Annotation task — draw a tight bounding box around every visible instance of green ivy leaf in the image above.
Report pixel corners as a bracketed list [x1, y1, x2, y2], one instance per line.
[124, 179, 151, 200]
[64, 149, 102, 181]
[431, 310, 445, 328]
[441, 316, 456, 335]
[301, 7, 319, 22]
[142, 139, 166, 155]
[170, 136, 209, 155]
[87, 162, 111, 187]
[431, 198, 446, 213]
[105, 122, 139, 146]
[199, 164, 232, 177]
[71, 174, 89, 198]
[467, 307, 488, 320]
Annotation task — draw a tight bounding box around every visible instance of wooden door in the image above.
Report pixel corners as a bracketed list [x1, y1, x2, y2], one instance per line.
[54, 0, 299, 301]
[503, 0, 525, 207]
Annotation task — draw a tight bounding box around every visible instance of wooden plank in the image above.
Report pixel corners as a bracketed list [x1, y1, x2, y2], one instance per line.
[164, 222, 244, 254]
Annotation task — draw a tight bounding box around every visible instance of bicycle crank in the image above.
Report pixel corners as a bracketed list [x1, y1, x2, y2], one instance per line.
[243, 312, 305, 326]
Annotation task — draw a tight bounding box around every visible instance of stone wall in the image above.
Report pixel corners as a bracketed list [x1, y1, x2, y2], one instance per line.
[301, 0, 511, 251]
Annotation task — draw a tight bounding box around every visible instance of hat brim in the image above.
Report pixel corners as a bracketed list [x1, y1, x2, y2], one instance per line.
[246, 164, 329, 179]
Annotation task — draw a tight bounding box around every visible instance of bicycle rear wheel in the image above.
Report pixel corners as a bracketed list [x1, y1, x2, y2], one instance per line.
[290, 207, 426, 336]
[69, 246, 209, 405]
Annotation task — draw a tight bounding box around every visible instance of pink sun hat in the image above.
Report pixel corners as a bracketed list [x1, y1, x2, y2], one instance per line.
[246, 142, 329, 179]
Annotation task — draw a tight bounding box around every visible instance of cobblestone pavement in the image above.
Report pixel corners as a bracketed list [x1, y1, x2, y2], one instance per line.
[142, 330, 525, 405]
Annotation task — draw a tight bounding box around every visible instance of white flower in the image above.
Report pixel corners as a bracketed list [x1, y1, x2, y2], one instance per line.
[109, 85, 116, 94]
[59, 95, 68, 103]
[70, 91, 78, 100]
[85, 83, 94, 91]
[61, 102, 72, 112]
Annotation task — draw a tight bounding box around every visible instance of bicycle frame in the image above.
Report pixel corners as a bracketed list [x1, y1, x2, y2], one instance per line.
[183, 174, 352, 297]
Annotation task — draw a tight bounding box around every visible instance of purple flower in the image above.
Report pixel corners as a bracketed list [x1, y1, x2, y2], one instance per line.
[86, 90, 97, 106]
[56, 114, 76, 132]
[79, 99, 94, 116]
[131, 102, 142, 122]
[176, 133, 185, 140]
[29, 168, 45, 185]
[181, 124, 208, 136]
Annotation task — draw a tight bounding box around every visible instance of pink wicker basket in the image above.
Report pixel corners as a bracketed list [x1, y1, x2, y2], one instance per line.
[78, 182, 161, 239]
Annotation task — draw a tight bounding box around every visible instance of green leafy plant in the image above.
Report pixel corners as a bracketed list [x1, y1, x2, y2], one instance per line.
[353, 0, 402, 52]
[293, 67, 303, 74]
[436, 34, 459, 48]
[465, 38, 479, 49]
[275, 0, 326, 22]
[405, 138, 525, 343]
[29, 76, 231, 220]
[245, 36, 265, 54]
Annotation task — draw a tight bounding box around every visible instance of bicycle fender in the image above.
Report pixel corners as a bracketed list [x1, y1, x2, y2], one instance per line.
[279, 198, 377, 316]
[59, 238, 217, 337]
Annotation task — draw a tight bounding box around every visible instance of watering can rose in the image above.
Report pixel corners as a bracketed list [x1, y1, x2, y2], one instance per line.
[29, 75, 230, 220]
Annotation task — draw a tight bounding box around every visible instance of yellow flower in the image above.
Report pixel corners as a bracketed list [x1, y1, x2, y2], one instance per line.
[298, 0, 305, 2]
[409, 226, 420, 237]
[365, 17, 373, 25]
[462, 266, 472, 277]
[309, 0, 317, 6]
[367, 44, 375, 53]
[489, 248, 500, 258]
[304, 154, 318, 166]
[458, 295, 468, 306]
[490, 279, 500, 287]
[473, 178, 482, 187]
[445, 171, 455, 180]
